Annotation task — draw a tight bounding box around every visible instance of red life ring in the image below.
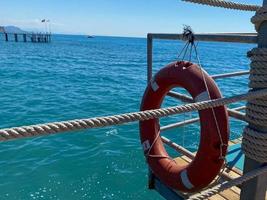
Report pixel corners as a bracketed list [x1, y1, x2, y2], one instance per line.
[140, 61, 229, 192]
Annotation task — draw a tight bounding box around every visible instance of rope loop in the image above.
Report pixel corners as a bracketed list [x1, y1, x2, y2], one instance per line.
[248, 48, 267, 88]
[182, 25, 195, 45]
[244, 17, 267, 162]
[242, 127, 267, 163]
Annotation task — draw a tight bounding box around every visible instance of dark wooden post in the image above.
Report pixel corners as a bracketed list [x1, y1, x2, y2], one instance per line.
[33, 34, 36, 43]
[23, 34, 27, 42]
[14, 34, 18, 42]
[147, 34, 153, 84]
[5, 33, 8, 42]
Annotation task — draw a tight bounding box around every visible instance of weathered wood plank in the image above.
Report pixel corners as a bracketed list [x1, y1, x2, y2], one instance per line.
[169, 138, 245, 199]
[174, 155, 241, 200]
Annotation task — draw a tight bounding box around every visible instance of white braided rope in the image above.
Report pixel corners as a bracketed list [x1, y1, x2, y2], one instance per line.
[188, 165, 267, 200]
[181, 0, 260, 11]
[248, 48, 267, 89]
[242, 127, 267, 163]
[242, 11, 267, 163]
[1, 89, 267, 142]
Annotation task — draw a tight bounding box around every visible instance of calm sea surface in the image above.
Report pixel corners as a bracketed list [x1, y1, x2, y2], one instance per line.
[0, 35, 254, 199]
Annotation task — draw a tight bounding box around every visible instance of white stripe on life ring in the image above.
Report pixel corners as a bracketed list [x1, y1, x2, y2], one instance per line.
[151, 81, 159, 92]
[142, 140, 151, 152]
[180, 170, 194, 190]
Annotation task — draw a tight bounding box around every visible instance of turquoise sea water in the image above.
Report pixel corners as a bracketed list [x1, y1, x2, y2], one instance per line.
[0, 35, 254, 199]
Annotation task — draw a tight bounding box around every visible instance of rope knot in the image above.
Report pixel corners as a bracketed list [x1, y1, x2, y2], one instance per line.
[251, 6, 267, 31]
[182, 25, 195, 45]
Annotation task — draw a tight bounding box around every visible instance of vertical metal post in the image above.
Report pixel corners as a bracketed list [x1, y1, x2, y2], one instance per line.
[240, 1, 267, 199]
[14, 34, 18, 42]
[5, 33, 8, 42]
[147, 34, 153, 85]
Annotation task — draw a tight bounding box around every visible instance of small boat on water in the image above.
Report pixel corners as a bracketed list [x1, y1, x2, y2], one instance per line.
[87, 35, 94, 38]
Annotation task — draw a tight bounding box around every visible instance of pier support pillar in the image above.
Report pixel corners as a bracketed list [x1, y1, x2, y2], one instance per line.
[240, 0, 267, 200]
[5, 33, 8, 42]
[14, 34, 18, 42]
[23, 34, 27, 42]
[147, 34, 153, 84]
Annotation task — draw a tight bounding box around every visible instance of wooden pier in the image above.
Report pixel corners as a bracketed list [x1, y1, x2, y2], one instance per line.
[1, 32, 51, 43]
[152, 138, 267, 200]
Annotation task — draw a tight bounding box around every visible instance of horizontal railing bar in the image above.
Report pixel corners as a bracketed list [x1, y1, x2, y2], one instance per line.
[148, 33, 258, 44]
[161, 117, 199, 131]
[167, 91, 246, 120]
[167, 91, 194, 103]
[228, 108, 247, 121]
[231, 106, 246, 111]
[212, 70, 249, 80]
[161, 136, 194, 159]
[166, 72, 249, 92]
[161, 106, 246, 131]
[0, 32, 50, 34]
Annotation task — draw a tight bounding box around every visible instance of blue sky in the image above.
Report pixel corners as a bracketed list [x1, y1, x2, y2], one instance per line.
[0, 0, 263, 37]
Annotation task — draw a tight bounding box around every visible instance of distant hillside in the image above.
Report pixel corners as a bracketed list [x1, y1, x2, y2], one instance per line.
[0, 26, 27, 33]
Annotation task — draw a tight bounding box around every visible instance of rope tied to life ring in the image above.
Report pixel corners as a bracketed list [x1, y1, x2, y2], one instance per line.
[182, 26, 229, 183]
[143, 26, 229, 188]
[180, 25, 228, 162]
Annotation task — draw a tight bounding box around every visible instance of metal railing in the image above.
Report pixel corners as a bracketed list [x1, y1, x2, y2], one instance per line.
[147, 33, 255, 83]
[161, 106, 246, 131]
[147, 32, 249, 136]
[147, 32, 253, 200]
